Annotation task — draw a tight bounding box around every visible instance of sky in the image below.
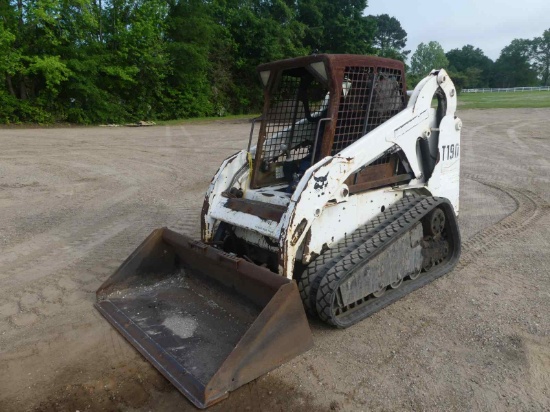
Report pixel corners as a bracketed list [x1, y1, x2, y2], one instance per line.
[366, 0, 550, 61]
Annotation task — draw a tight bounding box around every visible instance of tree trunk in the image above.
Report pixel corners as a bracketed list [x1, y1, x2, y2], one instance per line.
[6, 75, 16, 97]
[18, 0, 23, 27]
[94, 0, 103, 42]
[20, 79, 27, 100]
[99, 0, 103, 42]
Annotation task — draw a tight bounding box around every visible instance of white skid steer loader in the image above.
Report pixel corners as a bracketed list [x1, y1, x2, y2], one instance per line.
[96, 54, 462, 408]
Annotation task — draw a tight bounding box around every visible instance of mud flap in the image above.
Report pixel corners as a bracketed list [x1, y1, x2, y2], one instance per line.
[95, 228, 313, 409]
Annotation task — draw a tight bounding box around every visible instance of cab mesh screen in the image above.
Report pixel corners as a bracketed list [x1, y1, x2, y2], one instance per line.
[260, 71, 328, 164]
[332, 66, 405, 155]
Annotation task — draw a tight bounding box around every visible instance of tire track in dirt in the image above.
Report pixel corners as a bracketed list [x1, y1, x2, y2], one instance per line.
[457, 174, 549, 270]
[0, 223, 143, 331]
[1, 228, 144, 336]
[0, 189, 139, 274]
[0, 200, 199, 333]
[167, 205, 201, 237]
[463, 173, 550, 186]
[461, 117, 550, 169]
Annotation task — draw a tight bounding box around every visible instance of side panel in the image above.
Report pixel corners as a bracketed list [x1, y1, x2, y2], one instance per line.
[427, 115, 461, 214]
[302, 189, 404, 263]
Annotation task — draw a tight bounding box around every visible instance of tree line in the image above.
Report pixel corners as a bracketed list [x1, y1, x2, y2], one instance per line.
[409, 29, 550, 90]
[0, 0, 384, 124]
[0, 1, 548, 124]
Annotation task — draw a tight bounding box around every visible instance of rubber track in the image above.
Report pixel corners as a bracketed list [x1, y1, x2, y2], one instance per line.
[297, 195, 423, 315]
[315, 197, 461, 328]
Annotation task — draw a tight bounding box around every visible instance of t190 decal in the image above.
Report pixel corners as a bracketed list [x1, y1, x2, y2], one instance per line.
[441, 144, 459, 161]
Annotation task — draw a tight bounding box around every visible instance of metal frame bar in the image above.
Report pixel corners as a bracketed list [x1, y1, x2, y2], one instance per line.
[311, 117, 332, 164]
[247, 116, 263, 152]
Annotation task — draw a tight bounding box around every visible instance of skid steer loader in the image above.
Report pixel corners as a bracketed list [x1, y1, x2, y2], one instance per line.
[96, 54, 461, 408]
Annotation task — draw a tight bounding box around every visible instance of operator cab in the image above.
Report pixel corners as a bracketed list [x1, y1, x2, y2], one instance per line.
[250, 54, 409, 194]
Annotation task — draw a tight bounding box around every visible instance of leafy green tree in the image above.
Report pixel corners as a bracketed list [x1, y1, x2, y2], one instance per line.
[446, 45, 494, 88]
[409, 41, 449, 86]
[367, 14, 409, 61]
[57, 0, 126, 123]
[0, 0, 399, 123]
[297, 0, 376, 55]
[101, 0, 170, 120]
[213, 0, 308, 113]
[462, 67, 484, 89]
[0, 0, 174, 123]
[0, 19, 21, 122]
[445, 70, 467, 93]
[493, 39, 538, 87]
[164, 0, 216, 118]
[410, 41, 449, 75]
[0, 0, 73, 122]
[532, 29, 550, 86]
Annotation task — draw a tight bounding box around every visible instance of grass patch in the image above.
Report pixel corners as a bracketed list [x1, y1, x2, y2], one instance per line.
[156, 113, 259, 126]
[458, 91, 550, 109]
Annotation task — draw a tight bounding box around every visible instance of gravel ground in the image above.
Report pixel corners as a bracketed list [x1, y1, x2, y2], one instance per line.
[0, 109, 549, 411]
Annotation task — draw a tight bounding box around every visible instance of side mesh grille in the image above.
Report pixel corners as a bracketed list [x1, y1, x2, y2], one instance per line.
[261, 73, 327, 163]
[332, 66, 405, 156]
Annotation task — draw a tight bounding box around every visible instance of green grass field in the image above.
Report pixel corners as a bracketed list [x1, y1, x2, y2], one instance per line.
[458, 90, 550, 109]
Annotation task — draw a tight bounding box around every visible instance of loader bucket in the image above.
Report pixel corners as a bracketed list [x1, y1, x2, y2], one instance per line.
[95, 228, 313, 409]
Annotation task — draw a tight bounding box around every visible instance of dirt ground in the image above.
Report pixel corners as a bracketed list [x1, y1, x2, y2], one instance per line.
[0, 109, 549, 411]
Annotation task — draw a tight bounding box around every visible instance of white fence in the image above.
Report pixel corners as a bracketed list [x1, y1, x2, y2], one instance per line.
[462, 86, 550, 93]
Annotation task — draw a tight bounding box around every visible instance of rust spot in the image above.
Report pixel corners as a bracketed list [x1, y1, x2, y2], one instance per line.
[263, 236, 278, 247]
[302, 229, 313, 263]
[225, 198, 286, 223]
[200, 195, 211, 242]
[290, 219, 308, 246]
